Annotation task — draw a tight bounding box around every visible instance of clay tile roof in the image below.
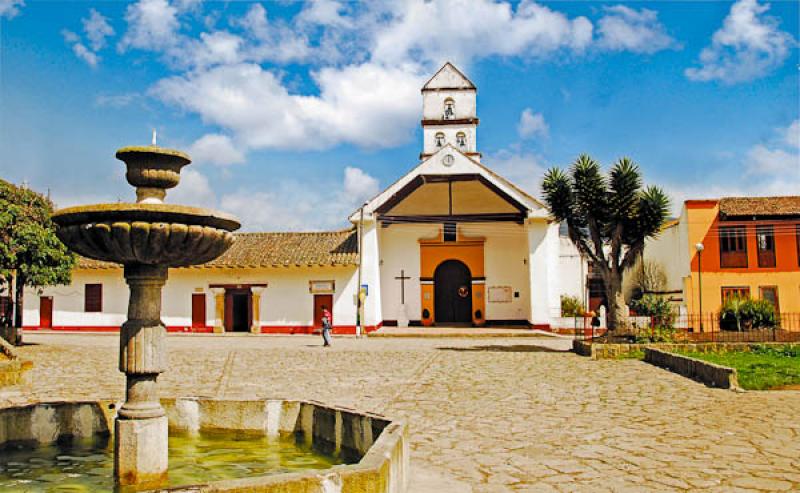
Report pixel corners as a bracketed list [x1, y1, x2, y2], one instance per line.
[718, 196, 800, 218]
[76, 229, 359, 269]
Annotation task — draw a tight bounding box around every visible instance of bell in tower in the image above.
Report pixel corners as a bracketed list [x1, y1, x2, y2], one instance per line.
[420, 62, 480, 161]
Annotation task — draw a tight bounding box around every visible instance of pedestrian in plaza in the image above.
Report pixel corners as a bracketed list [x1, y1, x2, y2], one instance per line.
[321, 306, 332, 347]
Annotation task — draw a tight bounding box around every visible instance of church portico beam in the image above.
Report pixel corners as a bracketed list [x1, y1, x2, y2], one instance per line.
[379, 213, 525, 225]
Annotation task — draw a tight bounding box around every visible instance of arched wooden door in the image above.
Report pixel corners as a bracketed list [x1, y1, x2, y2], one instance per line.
[434, 260, 472, 324]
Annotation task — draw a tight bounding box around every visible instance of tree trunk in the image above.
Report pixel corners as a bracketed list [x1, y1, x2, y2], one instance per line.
[11, 274, 23, 345]
[604, 273, 624, 332]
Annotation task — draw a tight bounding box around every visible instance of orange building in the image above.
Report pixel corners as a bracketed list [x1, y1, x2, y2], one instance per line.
[646, 196, 800, 319]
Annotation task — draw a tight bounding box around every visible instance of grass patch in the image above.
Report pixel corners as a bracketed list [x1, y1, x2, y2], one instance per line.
[613, 349, 645, 360]
[676, 345, 800, 390]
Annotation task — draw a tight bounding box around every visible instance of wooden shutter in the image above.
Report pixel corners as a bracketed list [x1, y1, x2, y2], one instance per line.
[85, 284, 102, 312]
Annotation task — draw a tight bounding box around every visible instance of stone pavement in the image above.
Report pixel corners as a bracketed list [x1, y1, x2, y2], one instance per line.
[6, 333, 800, 492]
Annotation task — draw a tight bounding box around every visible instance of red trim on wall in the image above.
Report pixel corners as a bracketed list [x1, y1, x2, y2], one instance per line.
[22, 324, 380, 335]
[530, 323, 552, 331]
[23, 325, 214, 333]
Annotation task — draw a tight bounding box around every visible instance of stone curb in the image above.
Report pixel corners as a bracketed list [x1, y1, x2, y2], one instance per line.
[644, 348, 742, 391]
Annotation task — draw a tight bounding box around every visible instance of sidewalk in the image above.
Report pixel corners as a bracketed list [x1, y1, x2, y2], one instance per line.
[368, 326, 567, 338]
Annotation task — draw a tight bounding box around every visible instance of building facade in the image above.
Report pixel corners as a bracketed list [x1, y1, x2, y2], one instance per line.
[645, 196, 800, 318]
[21, 63, 587, 334]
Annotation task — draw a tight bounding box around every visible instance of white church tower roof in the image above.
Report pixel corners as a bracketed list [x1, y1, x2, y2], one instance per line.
[420, 62, 480, 161]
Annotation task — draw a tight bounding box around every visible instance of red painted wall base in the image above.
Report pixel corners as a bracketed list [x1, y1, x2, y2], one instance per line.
[22, 324, 381, 335]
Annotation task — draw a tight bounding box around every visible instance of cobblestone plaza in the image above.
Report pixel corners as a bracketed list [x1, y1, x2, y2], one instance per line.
[7, 333, 800, 492]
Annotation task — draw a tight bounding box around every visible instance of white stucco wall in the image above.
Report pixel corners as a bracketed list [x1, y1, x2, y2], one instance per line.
[25, 266, 360, 329]
[468, 223, 531, 322]
[644, 215, 689, 294]
[558, 237, 587, 305]
[527, 221, 562, 325]
[378, 223, 433, 323]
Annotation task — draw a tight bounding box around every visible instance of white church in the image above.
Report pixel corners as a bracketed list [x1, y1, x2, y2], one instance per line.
[22, 63, 588, 334]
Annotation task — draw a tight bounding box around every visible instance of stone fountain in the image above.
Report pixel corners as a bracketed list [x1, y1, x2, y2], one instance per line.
[51, 144, 240, 488]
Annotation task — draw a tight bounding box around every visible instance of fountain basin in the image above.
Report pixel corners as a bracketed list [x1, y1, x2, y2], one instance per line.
[52, 204, 240, 266]
[0, 398, 408, 492]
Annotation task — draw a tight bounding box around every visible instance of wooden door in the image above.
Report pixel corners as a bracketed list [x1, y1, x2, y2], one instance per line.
[39, 296, 53, 329]
[313, 295, 333, 329]
[434, 260, 472, 324]
[191, 293, 206, 328]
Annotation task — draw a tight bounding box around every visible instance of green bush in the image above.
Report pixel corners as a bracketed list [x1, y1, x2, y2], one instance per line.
[634, 326, 678, 344]
[719, 297, 777, 331]
[630, 294, 675, 328]
[560, 295, 585, 318]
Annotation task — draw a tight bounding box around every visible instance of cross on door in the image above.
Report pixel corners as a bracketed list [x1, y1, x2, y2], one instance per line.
[395, 269, 411, 305]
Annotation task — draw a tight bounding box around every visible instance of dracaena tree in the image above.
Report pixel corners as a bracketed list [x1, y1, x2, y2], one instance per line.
[542, 155, 670, 331]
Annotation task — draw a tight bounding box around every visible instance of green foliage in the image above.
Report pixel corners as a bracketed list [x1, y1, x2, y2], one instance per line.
[634, 326, 678, 344]
[560, 295, 585, 318]
[630, 294, 675, 328]
[542, 155, 669, 330]
[678, 345, 800, 390]
[0, 179, 75, 327]
[719, 297, 777, 331]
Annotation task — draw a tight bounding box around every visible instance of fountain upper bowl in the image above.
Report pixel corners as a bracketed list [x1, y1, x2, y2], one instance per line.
[52, 203, 241, 267]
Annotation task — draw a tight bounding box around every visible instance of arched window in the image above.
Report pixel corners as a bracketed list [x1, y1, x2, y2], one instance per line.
[443, 98, 455, 120]
[435, 132, 445, 147]
[456, 132, 466, 148]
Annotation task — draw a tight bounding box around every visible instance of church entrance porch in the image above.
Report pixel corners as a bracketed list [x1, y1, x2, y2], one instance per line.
[434, 260, 472, 324]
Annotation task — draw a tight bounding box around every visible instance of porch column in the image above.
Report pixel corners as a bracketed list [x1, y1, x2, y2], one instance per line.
[360, 219, 383, 329]
[211, 288, 225, 334]
[250, 287, 264, 334]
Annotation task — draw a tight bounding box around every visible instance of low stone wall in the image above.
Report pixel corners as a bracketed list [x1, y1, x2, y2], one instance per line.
[0, 398, 408, 493]
[0, 336, 32, 387]
[0, 401, 114, 449]
[573, 339, 797, 360]
[644, 348, 740, 390]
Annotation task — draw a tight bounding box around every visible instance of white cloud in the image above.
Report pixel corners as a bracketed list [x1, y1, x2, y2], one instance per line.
[219, 166, 380, 231]
[236, 3, 312, 64]
[0, 0, 23, 19]
[72, 42, 100, 67]
[485, 149, 547, 198]
[785, 120, 800, 149]
[297, 0, 352, 29]
[371, 0, 593, 66]
[168, 168, 217, 207]
[83, 9, 114, 51]
[517, 108, 548, 139]
[188, 134, 245, 166]
[152, 62, 423, 151]
[343, 166, 379, 202]
[685, 0, 796, 83]
[669, 120, 800, 211]
[94, 93, 139, 108]
[596, 5, 675, 54]
[118, 0, 180, 52]
[746, 144, 798, 175]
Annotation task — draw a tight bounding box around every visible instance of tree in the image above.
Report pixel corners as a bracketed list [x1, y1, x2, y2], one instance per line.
[0, 179, 75, 343]
[630, 258, 667, 299]
[542, 155, 669, 331]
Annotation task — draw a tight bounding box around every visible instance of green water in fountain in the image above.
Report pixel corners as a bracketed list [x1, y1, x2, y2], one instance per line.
[0, 430, 343, 492]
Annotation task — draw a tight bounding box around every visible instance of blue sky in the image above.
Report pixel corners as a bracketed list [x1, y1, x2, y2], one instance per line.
[0, 0, 797, 231]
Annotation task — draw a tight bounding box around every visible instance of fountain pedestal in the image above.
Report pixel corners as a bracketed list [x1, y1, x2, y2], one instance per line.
[115, 264, 169, 486]
[52, 145, 240, 488]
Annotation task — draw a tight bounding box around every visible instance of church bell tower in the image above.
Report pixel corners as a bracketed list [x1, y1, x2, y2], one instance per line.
[420, 62, 480, 161]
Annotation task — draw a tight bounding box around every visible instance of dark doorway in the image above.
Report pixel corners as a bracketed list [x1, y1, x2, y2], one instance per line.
[39, 296, 53, 329]
[224, 289, 252, 332]
[434, 260, 472, 324]
[313, 294, 333, 329]
[191, 293, 206, 329]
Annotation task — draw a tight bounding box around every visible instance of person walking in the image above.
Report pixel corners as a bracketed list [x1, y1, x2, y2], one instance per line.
[321, 306, 332, 347]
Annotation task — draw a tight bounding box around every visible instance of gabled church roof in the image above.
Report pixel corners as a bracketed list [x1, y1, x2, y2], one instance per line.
[422, 62, 476, 91]
[350, 145, 547, 223]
